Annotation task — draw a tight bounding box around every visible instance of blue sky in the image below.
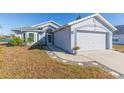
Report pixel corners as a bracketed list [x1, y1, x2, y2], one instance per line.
[0, 13, 124, 35]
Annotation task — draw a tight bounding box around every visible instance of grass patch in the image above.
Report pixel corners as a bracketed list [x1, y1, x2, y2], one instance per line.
[0, 45, 115, 79]
[113, 44, 124, 52]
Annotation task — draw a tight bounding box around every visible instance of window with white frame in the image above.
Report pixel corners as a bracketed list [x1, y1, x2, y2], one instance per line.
[29, 33, 34, 42]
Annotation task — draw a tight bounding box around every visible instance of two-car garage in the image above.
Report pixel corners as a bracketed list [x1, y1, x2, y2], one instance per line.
[76, 31, 107, 51]
[53, 14, 116, 54]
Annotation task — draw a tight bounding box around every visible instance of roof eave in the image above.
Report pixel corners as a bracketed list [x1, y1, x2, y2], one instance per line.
[32, 20, 62, 27]
[96, 14, 117, 31]
[11, 29, 43, 32]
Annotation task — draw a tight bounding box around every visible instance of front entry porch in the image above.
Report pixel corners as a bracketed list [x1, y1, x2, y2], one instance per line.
[46, 33, 54, 45]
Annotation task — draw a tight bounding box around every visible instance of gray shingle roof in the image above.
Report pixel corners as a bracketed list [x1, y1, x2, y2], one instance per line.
[11, 27, 43, 32]
[114, 25, 124, 35]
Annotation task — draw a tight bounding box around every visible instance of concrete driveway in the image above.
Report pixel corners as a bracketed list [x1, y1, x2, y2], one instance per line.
[47, 45, 92, 62]
[79, 50, 124, 74]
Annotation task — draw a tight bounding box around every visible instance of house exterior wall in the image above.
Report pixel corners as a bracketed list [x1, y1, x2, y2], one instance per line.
[54, 27, 71, 53]
[14, 31, 23, 38]
[113, 35, 124, 44]
[38, 32, 46, 45]
[14, 31, 47, 45]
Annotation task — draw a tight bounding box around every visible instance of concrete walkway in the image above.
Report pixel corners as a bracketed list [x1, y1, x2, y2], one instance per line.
[79, 50, 124, 75]
[46, 46, 124, 78]
[47, 45, 93, 62]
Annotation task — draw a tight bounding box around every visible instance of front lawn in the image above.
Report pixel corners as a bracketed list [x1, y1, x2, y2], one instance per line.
[113, 44, 124, 52]
[0, 44, 115, 79]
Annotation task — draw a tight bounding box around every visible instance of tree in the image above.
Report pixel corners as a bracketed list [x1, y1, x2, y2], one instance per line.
[76, 15, 82, 20]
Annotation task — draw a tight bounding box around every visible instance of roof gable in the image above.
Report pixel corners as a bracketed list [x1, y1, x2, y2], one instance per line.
[32, 20, 61, 29]
[71, 17, 111, 33]
[12, 20, 62, 32]
[68, 14, 117, 31]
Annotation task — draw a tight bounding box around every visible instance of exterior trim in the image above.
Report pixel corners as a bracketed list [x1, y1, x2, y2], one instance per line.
[77, 30, 108, 33]
[54, 25, 70, 32]
[113, 34, 124, 36]
[32, 20, 62, 27]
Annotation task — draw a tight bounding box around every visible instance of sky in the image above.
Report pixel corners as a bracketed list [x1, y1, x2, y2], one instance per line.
[0, 13, 124, 35]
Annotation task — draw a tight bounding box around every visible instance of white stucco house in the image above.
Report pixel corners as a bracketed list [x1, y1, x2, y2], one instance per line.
[113, 25, 124, 44]
[12, 14, 117, 54]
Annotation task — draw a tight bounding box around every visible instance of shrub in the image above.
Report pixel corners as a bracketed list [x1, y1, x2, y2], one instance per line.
[73, 46, 80, 50]
[27, 37, 33, 45]
[9, 37, 23, 46]
[73, 46, 80, 55]
[0, 38, 4, 41]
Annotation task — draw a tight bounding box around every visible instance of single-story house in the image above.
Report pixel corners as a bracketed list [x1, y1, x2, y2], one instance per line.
[12, 14, 117, 54]
[113, 25, 124, 44]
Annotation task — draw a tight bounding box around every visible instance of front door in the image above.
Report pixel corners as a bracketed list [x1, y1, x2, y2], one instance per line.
[47, 34, 53, 45]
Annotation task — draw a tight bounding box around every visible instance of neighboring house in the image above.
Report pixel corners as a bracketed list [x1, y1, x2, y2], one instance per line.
[12, 14, 117, 54]
[113, 25, 124, 44]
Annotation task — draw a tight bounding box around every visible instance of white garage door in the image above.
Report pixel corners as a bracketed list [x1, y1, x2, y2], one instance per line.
[77, 31, 106, 51]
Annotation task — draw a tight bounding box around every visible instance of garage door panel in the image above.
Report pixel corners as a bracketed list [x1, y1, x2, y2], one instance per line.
[77, 32, 106, 51]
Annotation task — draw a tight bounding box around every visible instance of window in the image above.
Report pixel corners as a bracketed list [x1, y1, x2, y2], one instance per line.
[29, 33, 34, 42]
[113, 38, 119, 42]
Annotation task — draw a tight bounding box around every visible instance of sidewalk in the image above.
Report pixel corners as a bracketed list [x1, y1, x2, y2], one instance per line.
[47, 45, 93, 62]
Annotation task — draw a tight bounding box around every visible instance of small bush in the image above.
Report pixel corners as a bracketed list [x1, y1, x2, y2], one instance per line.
[73, 46, 80, 50]
[9, 37, 23, 46]
[27, 37, 33, 45]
